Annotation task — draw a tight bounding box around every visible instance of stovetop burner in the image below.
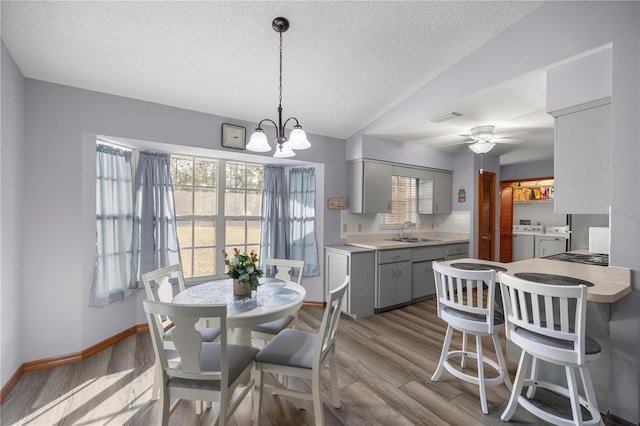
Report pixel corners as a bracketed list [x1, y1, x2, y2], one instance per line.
[451, 263, 507, 273]
[544, 252, 608, 266]
[514, 272, 594, 287]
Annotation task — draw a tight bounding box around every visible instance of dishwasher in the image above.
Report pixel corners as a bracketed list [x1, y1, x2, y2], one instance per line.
[512, 225, 544, 261]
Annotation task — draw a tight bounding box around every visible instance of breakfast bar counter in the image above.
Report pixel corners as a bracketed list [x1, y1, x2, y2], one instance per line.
[440, 256, 632, 303]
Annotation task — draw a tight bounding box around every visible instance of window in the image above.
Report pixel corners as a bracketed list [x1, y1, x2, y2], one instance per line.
[170, 157, 264, 281]
[225, 161, 263, 256]
[382, 175, 417, 226]
[171, 156, 218, 279]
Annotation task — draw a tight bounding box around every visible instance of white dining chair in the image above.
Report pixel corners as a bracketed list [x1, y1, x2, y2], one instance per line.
[143, 300, 258, 426]
[499, 272, 602, 426]
[250, 258, 305, 343]
[252, 275, 349, 426]
[431, 261, 512, 414]
[142, 264, 221, 401]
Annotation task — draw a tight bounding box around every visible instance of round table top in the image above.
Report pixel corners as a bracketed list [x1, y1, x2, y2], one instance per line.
[172, 277, 306, 327]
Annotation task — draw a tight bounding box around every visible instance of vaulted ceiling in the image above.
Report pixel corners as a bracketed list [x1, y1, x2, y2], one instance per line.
[1, 1, 549, 164]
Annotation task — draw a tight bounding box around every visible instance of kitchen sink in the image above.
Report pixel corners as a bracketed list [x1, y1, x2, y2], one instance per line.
[384, 237, 443, 243]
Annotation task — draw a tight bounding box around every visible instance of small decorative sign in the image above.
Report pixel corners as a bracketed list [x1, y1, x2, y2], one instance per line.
[328, 197, 348, 210]
[458, 188, 466, 203]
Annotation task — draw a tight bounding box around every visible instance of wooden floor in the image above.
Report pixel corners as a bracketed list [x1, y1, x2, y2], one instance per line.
[2, 299, 588, 425]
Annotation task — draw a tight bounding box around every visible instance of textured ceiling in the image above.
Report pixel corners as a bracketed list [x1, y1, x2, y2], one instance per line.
[1, 1, 545, 162]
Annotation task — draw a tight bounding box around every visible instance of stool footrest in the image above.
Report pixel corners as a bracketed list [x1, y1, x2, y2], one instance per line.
[516, 379, 601, 426]
[442, 350, 508, 387]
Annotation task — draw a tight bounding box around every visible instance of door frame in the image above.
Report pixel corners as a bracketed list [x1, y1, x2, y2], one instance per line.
[478, 171, 496, 260]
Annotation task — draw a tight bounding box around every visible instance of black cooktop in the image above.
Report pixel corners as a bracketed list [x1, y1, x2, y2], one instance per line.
[544, 252, 608, 266]
[451, 263, 507, 273]
[514, 272, 594, 287]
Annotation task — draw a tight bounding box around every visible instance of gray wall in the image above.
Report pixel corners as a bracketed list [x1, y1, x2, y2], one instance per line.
[351, 2, 640, 421]
[18, 78, 346, 367]
[500, 159, 554, 182]
[0, 41, 25, 390]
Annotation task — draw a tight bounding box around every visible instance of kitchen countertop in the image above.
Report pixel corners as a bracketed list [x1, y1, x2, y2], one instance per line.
[440, 256, 631, 303]
[344, 232, 470, 250]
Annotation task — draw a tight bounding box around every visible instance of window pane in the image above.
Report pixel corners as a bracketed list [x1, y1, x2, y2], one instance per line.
[171, 157, 193, 185]
[181, 249, 193, 278]
[193, 247, 215, 277]
[383, 176, 417, 225]
[246, 165, 264, 189]
[174, 186, 193, 216]
[225, 189, 245, 216]
[194, 220, 215, 247]
[194, 187, 216, 215]
[246, 190, 262, 216]
[176, 220, 193, 247]
[194, 159, 216, 187]
[226, 220, 245, 244]
[226, 162, 245, 189]
[247, 220, 261, 244]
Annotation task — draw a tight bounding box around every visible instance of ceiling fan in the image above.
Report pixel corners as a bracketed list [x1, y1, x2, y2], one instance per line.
[460, 125, 521, 154]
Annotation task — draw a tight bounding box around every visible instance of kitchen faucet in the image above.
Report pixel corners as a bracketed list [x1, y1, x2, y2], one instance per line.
[400, 221, 415, 239]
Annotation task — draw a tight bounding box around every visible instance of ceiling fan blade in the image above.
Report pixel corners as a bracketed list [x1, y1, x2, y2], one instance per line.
[493, 138, 522, 144]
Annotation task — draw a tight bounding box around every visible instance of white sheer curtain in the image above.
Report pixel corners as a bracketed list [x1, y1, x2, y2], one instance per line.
[289, 167, 320, 276]
[260, 165, 289, 264]
[90, 144, 134, 306]
[131, 151, 181, 285]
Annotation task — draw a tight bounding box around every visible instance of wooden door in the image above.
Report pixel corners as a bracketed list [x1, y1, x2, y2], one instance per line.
[499, 184, 514, 262]
[478, 171, 495, 260]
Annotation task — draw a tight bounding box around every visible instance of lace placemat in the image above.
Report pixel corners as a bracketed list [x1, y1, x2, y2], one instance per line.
[183, 278, 300, 315]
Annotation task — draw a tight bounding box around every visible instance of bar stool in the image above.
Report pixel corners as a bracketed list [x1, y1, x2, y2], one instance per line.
[431, 262, 512, 414]
[499, 272, 602, 426]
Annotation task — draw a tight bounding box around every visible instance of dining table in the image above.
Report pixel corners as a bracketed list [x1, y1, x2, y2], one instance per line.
[172, 277, 306, 346]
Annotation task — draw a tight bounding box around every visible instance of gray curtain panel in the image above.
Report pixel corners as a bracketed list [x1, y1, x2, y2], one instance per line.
[91, 144, 134, 306]
[260, 165, 289, 274]
[131, 151, 181, 285]
[289, 167, 320, 276]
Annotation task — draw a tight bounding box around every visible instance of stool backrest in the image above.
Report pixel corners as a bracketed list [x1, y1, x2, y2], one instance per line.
[499, 272, 588, 366]
[432, 261, 498, 334]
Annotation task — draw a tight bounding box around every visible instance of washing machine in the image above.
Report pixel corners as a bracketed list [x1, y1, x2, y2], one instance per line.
[512, 225, 544, 261]
[535, 226, 569, 258]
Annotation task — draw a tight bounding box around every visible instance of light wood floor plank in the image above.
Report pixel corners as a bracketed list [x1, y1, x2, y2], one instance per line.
[2, 299, 582, 425]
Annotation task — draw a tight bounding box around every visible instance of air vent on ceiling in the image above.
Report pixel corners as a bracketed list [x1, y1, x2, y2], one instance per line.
[430, 112, 462, 123]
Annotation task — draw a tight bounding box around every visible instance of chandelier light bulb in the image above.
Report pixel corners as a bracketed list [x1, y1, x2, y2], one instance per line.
[246, 129, 272, 152]
[273, 143, 295, 158]
[285, 126, 311, 150]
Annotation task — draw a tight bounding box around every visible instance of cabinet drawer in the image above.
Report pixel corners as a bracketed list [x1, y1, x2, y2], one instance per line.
[412, 246, 447, 262]
[378, 248, 412, 264]
[446, 243, 469, 256]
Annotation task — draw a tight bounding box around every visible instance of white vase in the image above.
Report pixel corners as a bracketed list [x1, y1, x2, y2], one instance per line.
[233, 279, 251, 296]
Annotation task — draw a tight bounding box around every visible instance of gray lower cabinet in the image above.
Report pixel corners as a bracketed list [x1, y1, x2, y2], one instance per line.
[411, 245, 446, 299]
[376, 248, 412, 310]
[325, 245, 375, 318]
[445, 243, 468, 260]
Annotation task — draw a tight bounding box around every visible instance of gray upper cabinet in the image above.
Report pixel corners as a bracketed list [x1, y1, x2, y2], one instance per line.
[418, 171, 453, 214]
[553, 101, 611, 214]
[349, 160, 392, 214]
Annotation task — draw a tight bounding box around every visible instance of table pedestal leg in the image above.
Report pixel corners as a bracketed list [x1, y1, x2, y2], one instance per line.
[229, 326, 252, 347]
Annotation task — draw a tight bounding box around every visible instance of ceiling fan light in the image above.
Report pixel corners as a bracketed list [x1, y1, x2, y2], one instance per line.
[286, 126, 310, 150]
[469, 141, 496, 154]
[246, 130, 272, 152]
[273, 143, 296, 158]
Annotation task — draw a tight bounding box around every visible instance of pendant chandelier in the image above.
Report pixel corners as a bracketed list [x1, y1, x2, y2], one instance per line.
[246, 17, 310, 158]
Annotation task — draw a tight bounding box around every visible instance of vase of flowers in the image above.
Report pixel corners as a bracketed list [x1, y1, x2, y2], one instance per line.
[223, 248, 264, 296]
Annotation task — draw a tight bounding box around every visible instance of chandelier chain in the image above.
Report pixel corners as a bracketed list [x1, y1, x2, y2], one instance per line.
[279, 30, 283, 107]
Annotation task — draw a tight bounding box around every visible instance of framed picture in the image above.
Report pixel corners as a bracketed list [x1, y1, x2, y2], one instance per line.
[221, 123, 246, 150]
[327, 197, 348, 210]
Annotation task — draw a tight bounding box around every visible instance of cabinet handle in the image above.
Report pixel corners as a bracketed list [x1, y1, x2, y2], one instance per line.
[393, 255, 400, 261]
[435, 203, 439, 211]
[387, 201, 392, 210]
